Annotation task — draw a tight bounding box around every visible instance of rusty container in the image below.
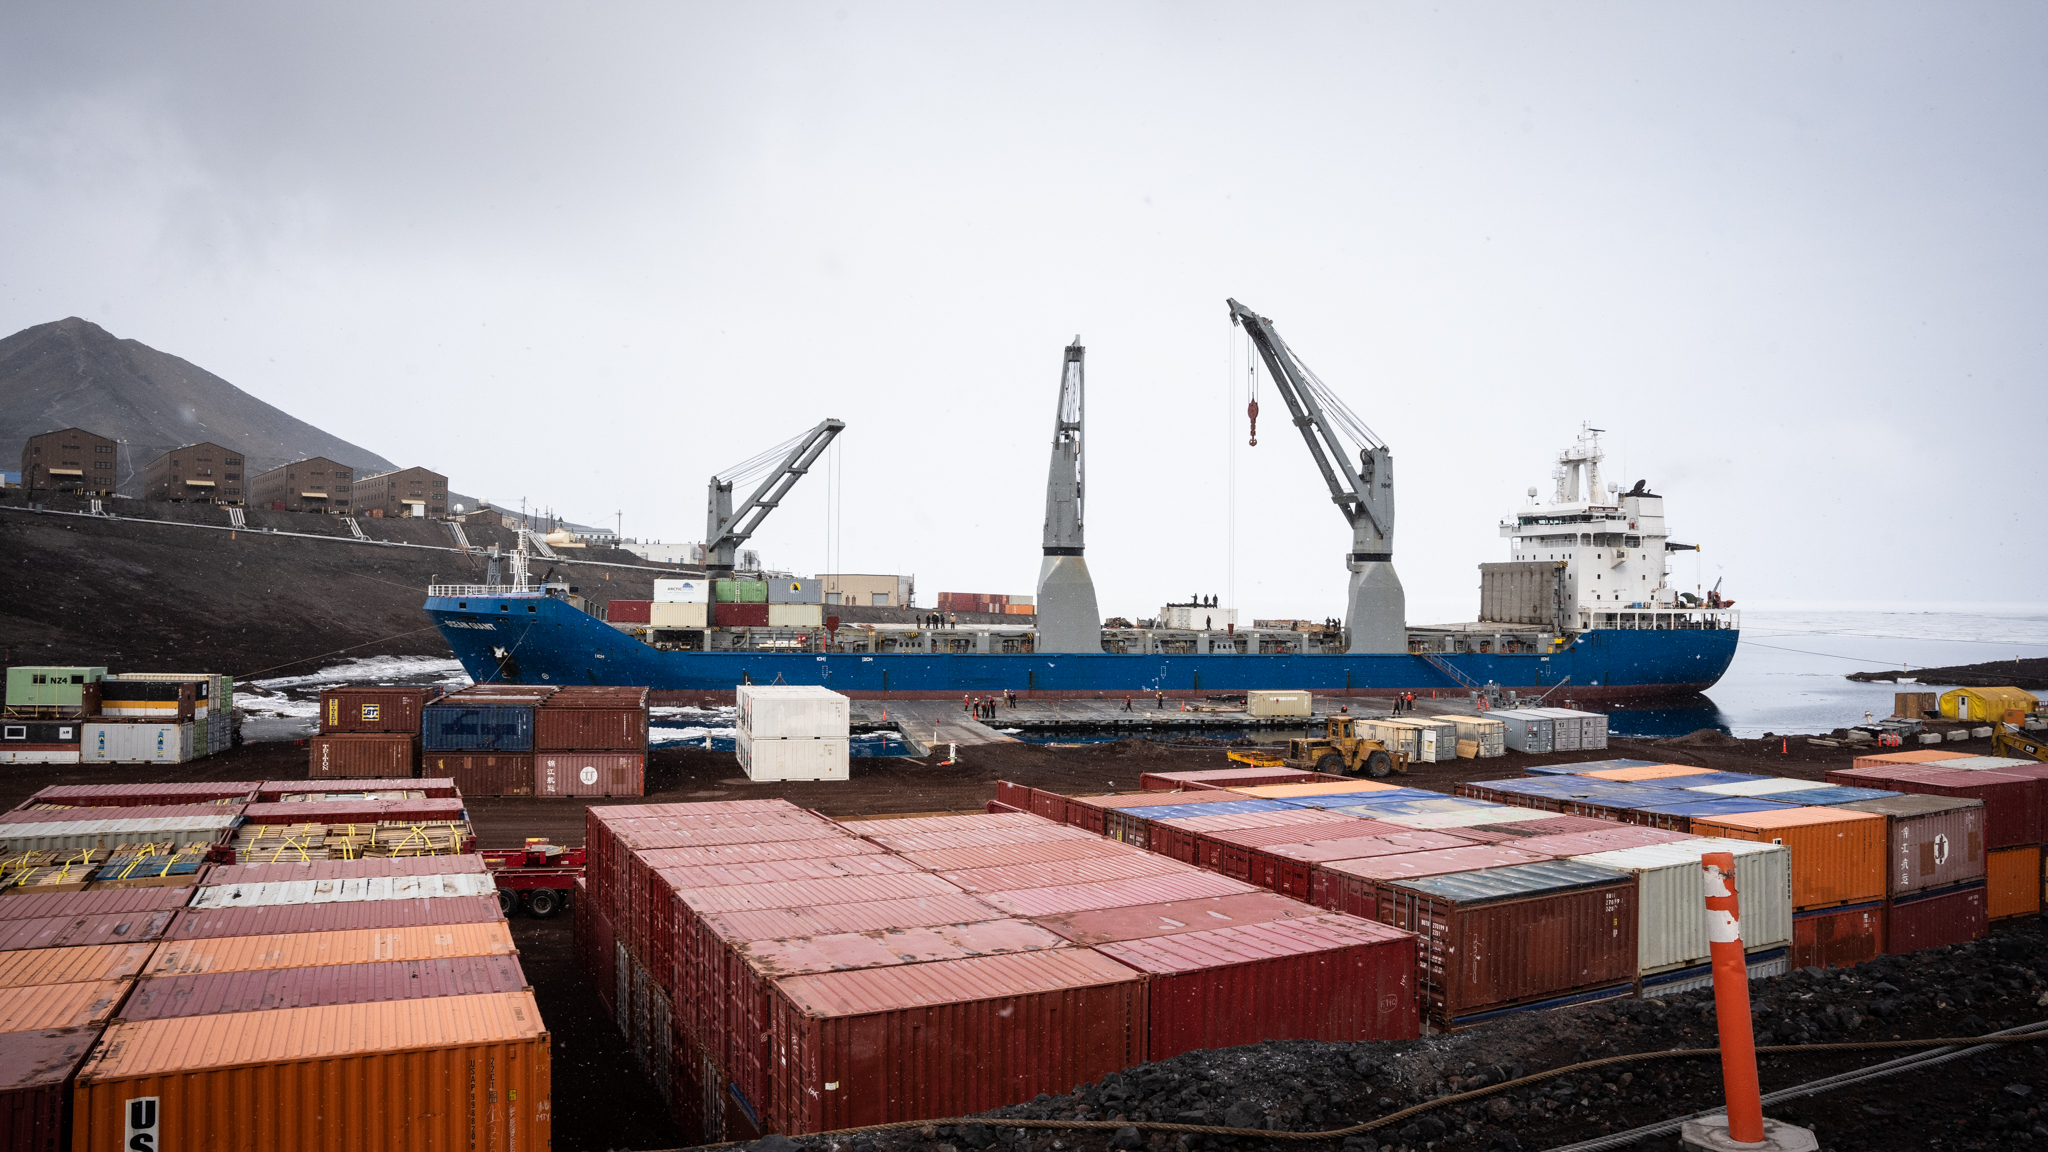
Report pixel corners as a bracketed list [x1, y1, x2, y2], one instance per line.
[0, 911, 174, 953]
[426, 752, 535, 797]
[1309, 844, 1554, 918]
[0, 887, 191, 920]
[254, 777, 457, 801]
[0, 943, 156, 990]
[535, 752, 646, 798]
[145, 921, 516, 975]
[1097, 914, 1418, 1059]
[1247, 829, 1468, 899]
[165, 894, 503, 940]
[1686, 807, 1887, 911]
[73, 991, 549, 1152]
[769, 949, 1145, 1135]
[1830, 794, 1987, 897]
[1885, 881, 1987, 955]
[120, 954, 531, 1021]
[308, 733, 418, 778]
[1374, 860, 1637, 1025]
[892, 838, 1141, 873]
[535, 687, 649, 751]
[1986, 845, 2042, 921]
[1790, 901, 1884, 969]
[14, 783, 260, 810]
[0, 1028, 100, 1152]
[1031, 891, 1326, 945]
[939, 854, 1190, 895]
[317, 686, 440, 734]
[0, 980, 131, 1032]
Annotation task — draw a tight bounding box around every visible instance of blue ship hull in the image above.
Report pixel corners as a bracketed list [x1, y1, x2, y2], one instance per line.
[424, 594, 1736, 703]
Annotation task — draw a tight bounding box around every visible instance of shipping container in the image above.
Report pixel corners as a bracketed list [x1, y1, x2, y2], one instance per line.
[737, 684, 849, 740]
[714, 602, 772, 627]
[1138, 768, 1326, 791]
[1099, 914, 1418, 1060]
[0, 980, 130, 1032]
[1529, 708, 1609, 750]
[0, 814, 236, 855]
[0, 943, 156, 988]
[655, 577, 711, 603]
[854, 823, 1099, 855]
[537, 752, 647, 797]
[1376, 861, 1636, 1025]
[0, 721, 83, 744]
[0, 1027, 98, 1152]
[535, 701, 648, 753]
[200, 854, 485, 886]
[1986, 845, 2041, 920]
[1620, 796, 1802, 832]
[79, 722, 194, 764]
[1507, 827, 1694, 856]
[766, 578, 824, 605]
[716, 579, 770, 603]
[1437, 714, 1508, 758]
[317, 686, 438, 734]
[977, 872, 1262, 918]
[421, 701, 536, 752]
[27, 782, 243, 809]
[147, 921, 515, 974]
[1030, 891, 1326, 945]
[427, 752, 535, 797]
[767, 604, 825, 628]
[1570, 838, 1793, 976]
[1231, 781, 1403, 799]
[0, 746, 80, 765]
[1581, 764, 1712, 782]
[1487, 710, 1555, 754]
[73, 991, 549, 1152]
[1773, 786, 1899, 807]
[1686, 778, 1835, 799]
[893, 838, 1143, 873]
[607, 599, 654, 624]
[189, 873, 496, 909]
[737, 732, 849, 782]
[1188, 818, 1397, 879]
[1829, 793, 1986, 898]
[237, 797, 464, 824]
[4, 666, 105, 709]
[120, 954, 530, 1021]
[0, 887, 190, 919]
[654, 855, 919, 892]
[1823, 765, 2040, 849]
[0, 804, 236, 827]
[1490, 815, 1633, 838]
[1885, 881, 1987, 955]
[1850, 749, 1969, 770]
[635, 839, 892, 872]
[308, 732, 417, 778]
[940, 854, 1189, 895]
[1790, 902, 1884, 969]
[769, 949, 1145, 1135]
[1309, 844, 1553, 918]
[0, 910, 175, 953]
[650, 601, 709, 628]
[1687, 807, 1885, 911]
[165, 895, 504, 941]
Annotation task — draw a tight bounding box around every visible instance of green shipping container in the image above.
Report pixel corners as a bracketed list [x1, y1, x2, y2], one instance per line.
[4, 666, 107, 708]
[715, 579, 769, 603]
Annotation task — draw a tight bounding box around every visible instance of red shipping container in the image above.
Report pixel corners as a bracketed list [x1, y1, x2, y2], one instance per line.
[1191, 818, 1403, 878]
[0, 886, 191, 920]
[120, 954, 530, 1021]
[1246, 830, 1474, 900]
[856, 824, 1100, 854]
[1030, 789, 1072, 824]
[844, 812, 1061, 837]
[1507, 827, 1692, 857]
[1885, 882, 1987, 955]
[0, 1027, 100, 1152]
[0, 910, 175, 952]
[308, 733, 418, 778]
[257, 778, 458, 801]
[1830, 794, 1987, 897]
[201, 855, 485, 887]
[1032, 891, 1325, 945]
[424, 753, 533, 797]
[164, 894, 504, 940]
[1824, 766, 2039, 849]
[1168, 808, 1380, 835]
[894, 839, 1140, 873]
[1489, 815, 1634, 838]
[536, 752, 646, 797]
[317, 686, 440, 734]
[977, 872, 1261, 918]
[1310, 844, 1552, 917]
[1138, 768, 1328, 791]
[993, 781, 1036, 811]
[607, 600, 653, 624]
[634, 839, 890, 872]
[536, 699, 649, 752]
[1375, 861, 1638, 1025]
[654, 855, 919, 892]
[714, 603, 771, 627]
[1097, 914, 1419, 1059]
[1790, 901, 1884, 969]
[940, 854, 1189, 895]
[769, 949, 1147, 1135]
[238, 797, 465, 824]
[15, 782, 260, 810]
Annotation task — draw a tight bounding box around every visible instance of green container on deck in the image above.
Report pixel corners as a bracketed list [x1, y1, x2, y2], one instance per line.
[715, 579, 769, 603]
[5, 667, 107, 708]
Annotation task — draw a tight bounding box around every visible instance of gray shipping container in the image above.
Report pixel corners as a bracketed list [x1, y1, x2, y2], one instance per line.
[0, 813, 239, 853]
[1488, 710, 1554, 754]
[1530, 708, 1609, 751]
[81, 722, 195, 764]
[1440, 714, 1507, 758]
[1479, 562, 1567, 627]
[1528, 708, 1581, 752]
[767, 578, 824, 605]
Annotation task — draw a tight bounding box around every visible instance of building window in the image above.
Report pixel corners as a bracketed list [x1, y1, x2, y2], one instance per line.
[95, 445, 113, 454]
[226, 488, 240, 495]
[335, 485, 350, 493]
[94, 462, 111, 470]
[226, 457, 241, 465]
[225, 473, 238, 481]
[871, 593, 888, 606]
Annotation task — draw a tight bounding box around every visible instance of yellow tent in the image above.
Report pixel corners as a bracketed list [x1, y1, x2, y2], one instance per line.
[1939, 686, 2039, 722]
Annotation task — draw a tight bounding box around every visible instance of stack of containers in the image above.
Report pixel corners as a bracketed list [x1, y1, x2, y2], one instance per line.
[1832, 794, 1990, 952]
[766, 578, 825, 629]
[1827, 759, 2045, 922]
[108, 673, 236, 757]
[713, 578, 771, 628]
[533, 686, 650, 797]
[0, 718, 87, 766]
[650, 576, 710, 631]
[1568, 838, 1793, 994]
[736, 685, 849, 782]
[311, 685, 437, 778]
[1684, 807, 1888, 969]
[422, 684, 554, 797]
[83, 679, 201, 765]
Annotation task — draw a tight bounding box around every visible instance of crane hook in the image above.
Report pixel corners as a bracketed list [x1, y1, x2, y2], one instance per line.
[1247, 398, 1259, 446]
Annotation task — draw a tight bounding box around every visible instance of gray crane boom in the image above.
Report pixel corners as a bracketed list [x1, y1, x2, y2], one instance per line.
[1227, 298, 1406, 654]
[1034, 337, 1102, 652]
[705, 418, 844, 577]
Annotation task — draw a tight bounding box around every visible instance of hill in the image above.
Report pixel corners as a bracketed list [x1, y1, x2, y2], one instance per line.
[0, 317, 397, 493]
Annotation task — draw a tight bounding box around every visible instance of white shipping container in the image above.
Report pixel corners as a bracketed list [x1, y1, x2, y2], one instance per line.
[649, 602, 708, 629]
[1246, 690, 1311, 717]
[1526, 707, 1581, 752]
[82, 722, 194, 764]
[1489, 710, 1555, 754]
[736, 730, 849, 781]
[1439, 714, 1508, 758]
[766, 604, 825, 628]
[0, 749, 81, 765]
[1570, 837, 1793, 976]
[189, 872, 498, 909]
[654, 577, 711, 603]
[736, 684, 849, 739]
[0, 813, 239, 854]
[1687, 778, 1833, 798]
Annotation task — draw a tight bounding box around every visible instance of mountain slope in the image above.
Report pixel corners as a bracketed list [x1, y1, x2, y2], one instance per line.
[0, 317, 396, 493]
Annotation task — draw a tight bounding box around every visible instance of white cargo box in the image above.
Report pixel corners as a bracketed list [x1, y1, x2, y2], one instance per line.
[82, 722, 195, 764]
[1439, 714, 1507, 758]
[1356, 719, 1421, 760]
[1571, 838, 1792, 977]
[654, 577, 711, 603]
[1246, 690, 1311, 718]
[650, 602, 708, 629]
[0, 749, 81, 765]
[0, 813, 239, 854]
[1531, 707, 1609, 751]
[737, 684, 849, 739]
[737, 730, 849, 781]
[190, 872, 497, 909]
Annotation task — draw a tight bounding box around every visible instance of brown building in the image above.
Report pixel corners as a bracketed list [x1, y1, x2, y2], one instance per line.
[248, 457, 354, 513]
[20, 427, 118, 496]
[143, 442, 246, 504]
[352, 466, 448, 518]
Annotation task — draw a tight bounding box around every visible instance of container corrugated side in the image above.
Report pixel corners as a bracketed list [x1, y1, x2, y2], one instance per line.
[73, 991, 549, 1152]
[0, 980, 131, 1032]
[15, 784, 258, 810]
[1830, 794, 1987, 897]
[535, 706, 648, 752]
[165, 894, 504, 940]
[1885, 882, 1987, 954]
[420, 702, 537, 752]
[1094, 914, 1418, 1059]
[769, 949, 1145, 1135]
[0, 804, 238, 827]
[0, 911, 175, 952]
[976, 872, 1262, 918]
[237, 797, 464, 824]
[318, 686, 436, 734]
[253, 778, 457, 802]
[119, 955, 531, 1021]
[308, 733, 418, 778]
[892, 839, 1146, 873]
[0, 1028, 99, 1152]
[938, 855, 1191, 895]
[1986, 846, 2041, 920]
[1790, 902, 1884, 969]
[145, 921, 515, 974]
[0, 814, 238, 854]
[188, 873, 496, 909]
[0, 943, 156, 988]
[426, 752, 535, 797]
[0, 886, 192, 920]
[1687, 808, 1887, 911]
[536, 752, 646, 798]
[1029, 891, 1327, 945]
[1569, 838, 1793, 976]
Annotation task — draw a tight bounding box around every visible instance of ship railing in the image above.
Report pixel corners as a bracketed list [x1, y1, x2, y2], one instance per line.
[1420, 652, 1483, 690]
[1589, 608, 1740, 631]
[427, 584, 540, 598]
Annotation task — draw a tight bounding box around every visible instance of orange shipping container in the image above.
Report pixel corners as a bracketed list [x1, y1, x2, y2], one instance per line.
[0, 943, 155, 988]
[1687, 807, 1885, 911]
[145, 922, 515, 976]
[0, 979, 130, 1031]
[72, 990, 549, 1152]
[1987, 845, 2042, 921]
[1581, 764, 1714, 782]
[1849, 749, 1968, 770]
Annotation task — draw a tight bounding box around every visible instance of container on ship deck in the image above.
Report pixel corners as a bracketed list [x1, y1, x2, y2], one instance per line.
[1309, 843, 1553, 918]
[426, 752, 534, 797]
[1097, 914, 1419, 1061]
[118, 954, 531, 1021]
[71, 992, 550, 1152]
[537, 752, 646, 797]
[607, 599, 654, 623]
[1791, 902, 1884, 969]
[1569, 838, 1792, 977]
[768, 949, 1145, 1136]
[1885, 881, 1987, 954]
[1687, 807, 1886, 911]
[1376, 860, 1637, 1025]
[318, 686, 440, 734]
[714, 602, 772, 627]
[309, 732, 418, 778]
[1828, 794, 1986, 897]
[421, 701, 536, 752]
[1986, 845, 2042, 921]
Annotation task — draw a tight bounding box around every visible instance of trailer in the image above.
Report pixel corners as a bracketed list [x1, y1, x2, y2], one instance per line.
[480, 839, 584, 918]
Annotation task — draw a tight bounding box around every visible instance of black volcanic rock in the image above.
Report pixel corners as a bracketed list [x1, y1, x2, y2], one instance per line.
[0, 316, 396, 492]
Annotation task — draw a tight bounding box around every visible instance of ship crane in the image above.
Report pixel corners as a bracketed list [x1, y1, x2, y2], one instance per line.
[705, 418, 845, 579]
[1034, 338, 1103, 652]
[1227, 299, 1407, 654]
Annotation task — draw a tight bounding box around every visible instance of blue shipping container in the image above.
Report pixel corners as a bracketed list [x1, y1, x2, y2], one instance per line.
[421, 703, 535, 752]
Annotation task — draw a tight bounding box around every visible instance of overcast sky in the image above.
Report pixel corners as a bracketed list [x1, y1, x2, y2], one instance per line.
[3, 3, 2042, 622]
